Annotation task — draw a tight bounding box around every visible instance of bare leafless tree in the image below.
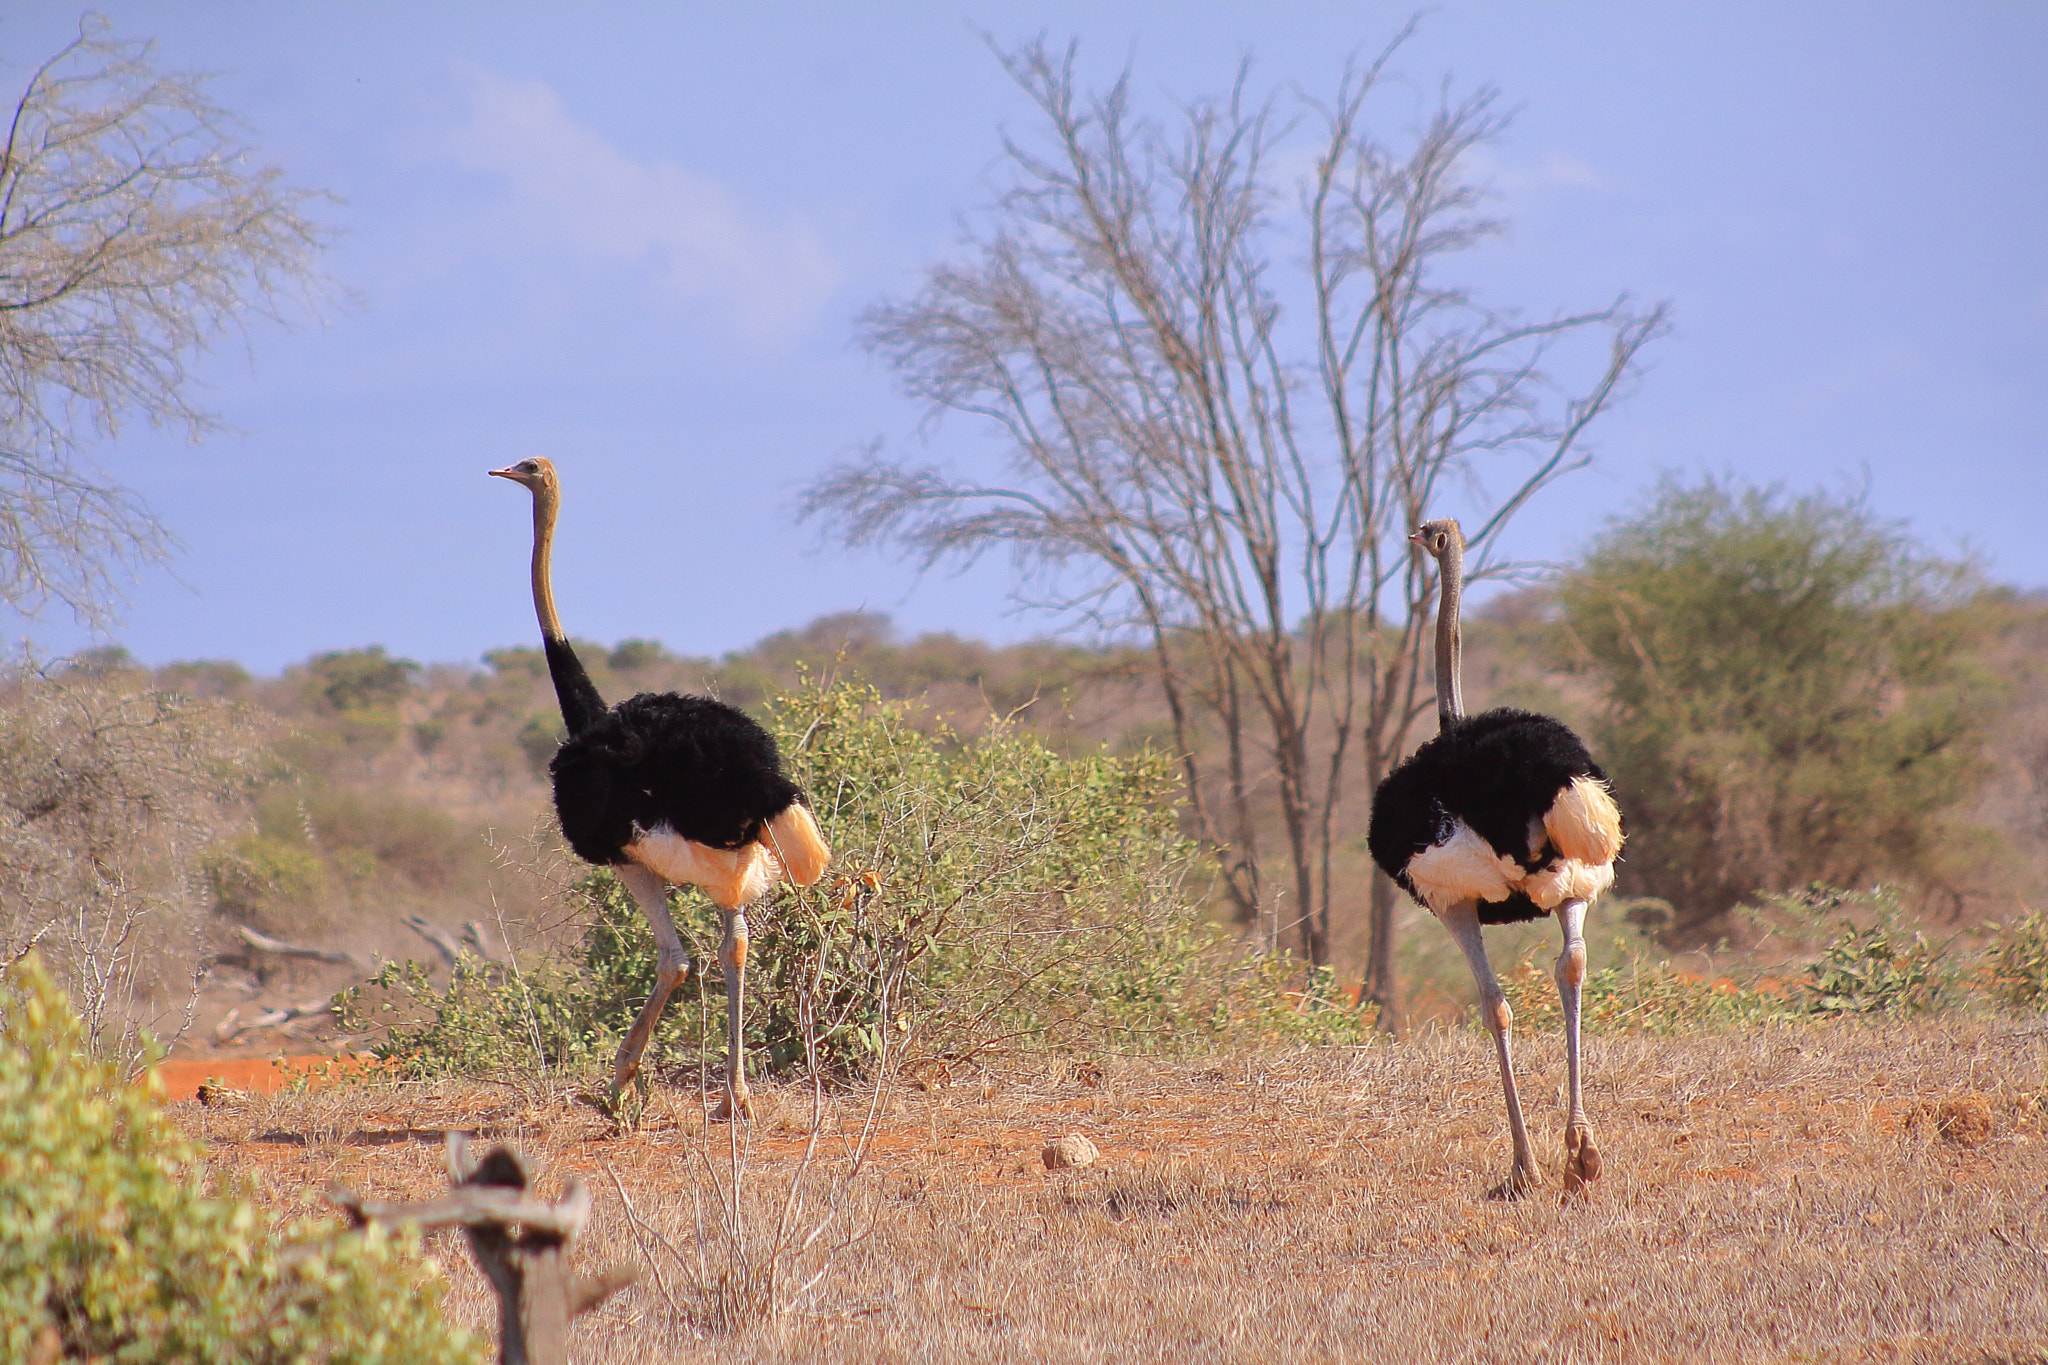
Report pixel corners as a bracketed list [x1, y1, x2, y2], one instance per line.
[804, 33, 1665, 1016]
[0, 16, 327, 625]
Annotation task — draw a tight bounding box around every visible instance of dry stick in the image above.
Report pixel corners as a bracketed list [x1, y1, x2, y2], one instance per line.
[598, 1161, 688, 1322]
[334, 1137, 636, 1365]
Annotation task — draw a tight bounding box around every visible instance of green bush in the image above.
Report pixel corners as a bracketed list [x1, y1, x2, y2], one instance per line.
[1560, 477, 1999, 943]
[305, 646, 420, 714]
[1804, 921, 1957, 1015]
[202, 833, 328, 929]
[355, 681, 1370, 1083]
[0, 953, 479, 1363]
[1500, 955, 1798, 1035]
[1984, 911, 2048, 1011]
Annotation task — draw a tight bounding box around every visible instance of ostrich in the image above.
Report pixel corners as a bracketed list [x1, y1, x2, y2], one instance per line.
[1368, 518, 1623, 1197]
[491, 457, 831, 1119]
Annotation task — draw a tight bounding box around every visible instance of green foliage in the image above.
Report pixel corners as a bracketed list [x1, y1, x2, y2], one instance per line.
[305, 646, 420, 714]
[608, 638, 670, 671]
[204, 786, 485, 933]
[517, 714, 564, 778]
[482, 645, 548, 680]
[1984, 911, 2048, 1011]
[1804, 921, 1957, 1016]
[1560, 476, 2000, 941]
[345, 955, 619, 1080]
[201, 833, 328, 930]
[357, 681, 1369, 1083]
[1500, 955, 1798, 1035]
[0, 953, 479, 1364]
[1495, 882, 2037, 1031]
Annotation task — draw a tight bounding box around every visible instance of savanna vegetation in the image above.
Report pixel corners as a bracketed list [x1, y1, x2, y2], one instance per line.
[4, 21, 2047, 1363]
[4, 479, 2046, 1084]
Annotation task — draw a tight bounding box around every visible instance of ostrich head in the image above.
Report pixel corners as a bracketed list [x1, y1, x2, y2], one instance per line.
[1410, 518, 1465, 562]
[488, 455, 559, 495]
[1410, 517, 1466, 723]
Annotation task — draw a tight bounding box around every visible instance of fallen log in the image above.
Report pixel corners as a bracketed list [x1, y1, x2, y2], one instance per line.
[212, 998, 334, 1044]
[234, 925, 370, 972]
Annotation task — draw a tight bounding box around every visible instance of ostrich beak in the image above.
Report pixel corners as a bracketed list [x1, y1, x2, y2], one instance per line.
[488, 464, 521, 480]
[1408, 529, 1427, 545]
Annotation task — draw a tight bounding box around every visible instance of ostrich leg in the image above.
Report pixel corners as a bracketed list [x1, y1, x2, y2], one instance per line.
[610, 865, 690, 1106]
[711, 907, 753, 1121]
[1554, 897, 1601, 1194]
[1441, 899, 1537, 1198]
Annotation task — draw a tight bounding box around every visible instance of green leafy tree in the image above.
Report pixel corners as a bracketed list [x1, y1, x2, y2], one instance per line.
[1560, 477, 2000, 942]
[0, 953, 479, 1363]
[306, 646, 420, 714]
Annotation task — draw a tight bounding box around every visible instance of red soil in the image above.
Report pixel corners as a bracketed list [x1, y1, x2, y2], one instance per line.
[149, 1053, 381, 1101]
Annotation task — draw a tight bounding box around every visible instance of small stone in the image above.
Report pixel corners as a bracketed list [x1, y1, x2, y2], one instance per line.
[1042, 1132, 1099, 1170]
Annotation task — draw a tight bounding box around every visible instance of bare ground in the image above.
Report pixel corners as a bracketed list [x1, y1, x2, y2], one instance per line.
[181, 1020, 2048, 1364]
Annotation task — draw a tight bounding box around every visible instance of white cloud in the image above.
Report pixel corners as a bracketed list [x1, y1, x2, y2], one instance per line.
[1458, 144, 1604, 195]
[445, 67, 840, 340]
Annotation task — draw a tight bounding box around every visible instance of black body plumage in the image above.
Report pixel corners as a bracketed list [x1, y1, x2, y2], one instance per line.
[1368, 707, 1613, 925]
[549, 690, 803, 868]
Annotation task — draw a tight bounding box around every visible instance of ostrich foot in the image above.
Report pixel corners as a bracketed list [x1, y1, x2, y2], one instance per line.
[1485, 1162, 1539, 1202]
[579, 1073, 649, 1128]
[1562, 1124, 1602, 1197]
[711, 1083, 754, 1123]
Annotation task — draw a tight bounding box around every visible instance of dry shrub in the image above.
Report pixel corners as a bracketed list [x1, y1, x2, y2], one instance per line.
[0, 663, 269, 1066]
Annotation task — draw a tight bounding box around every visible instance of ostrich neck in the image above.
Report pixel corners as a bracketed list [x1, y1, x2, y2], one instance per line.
[524, 483, 607, 738]
[1435, 541, 1466, 725]
[529, 487, 566, 642]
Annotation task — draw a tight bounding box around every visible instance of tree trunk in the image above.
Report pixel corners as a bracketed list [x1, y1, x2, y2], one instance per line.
[1366, 869, 1401, 1034]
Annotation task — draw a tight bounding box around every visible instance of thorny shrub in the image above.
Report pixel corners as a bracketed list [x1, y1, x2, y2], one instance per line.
[0, 953, 479, 1364]
[350, 681, 1370, 1083]
[0, 663, 271, 1070]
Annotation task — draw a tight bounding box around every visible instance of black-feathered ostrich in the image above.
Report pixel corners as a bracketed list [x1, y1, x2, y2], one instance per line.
[492, 457, 831, 1119]
[1369, 518, 1624, 1198]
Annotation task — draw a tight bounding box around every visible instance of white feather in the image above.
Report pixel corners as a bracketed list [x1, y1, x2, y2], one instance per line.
[1407, 820, 1519, 913]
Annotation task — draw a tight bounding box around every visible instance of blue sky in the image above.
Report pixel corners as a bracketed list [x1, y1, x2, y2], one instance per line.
[5, 2, 2044, 672]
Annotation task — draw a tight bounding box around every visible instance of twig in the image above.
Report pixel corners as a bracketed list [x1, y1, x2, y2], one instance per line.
[599, 1161, 689, 1322]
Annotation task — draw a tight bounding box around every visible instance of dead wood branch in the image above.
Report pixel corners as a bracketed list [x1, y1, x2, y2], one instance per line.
[333, 1135, 636, 1365]
[234, 924, 369, 971]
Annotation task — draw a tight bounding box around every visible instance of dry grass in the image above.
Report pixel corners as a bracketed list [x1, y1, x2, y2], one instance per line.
[184, 1020, 2048, 1363]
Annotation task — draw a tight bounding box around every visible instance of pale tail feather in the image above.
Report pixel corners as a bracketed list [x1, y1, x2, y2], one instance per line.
[765, 804, 832, 887]
[1544, 776, 1623, 867]
[1520, 857, 1616, 911]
